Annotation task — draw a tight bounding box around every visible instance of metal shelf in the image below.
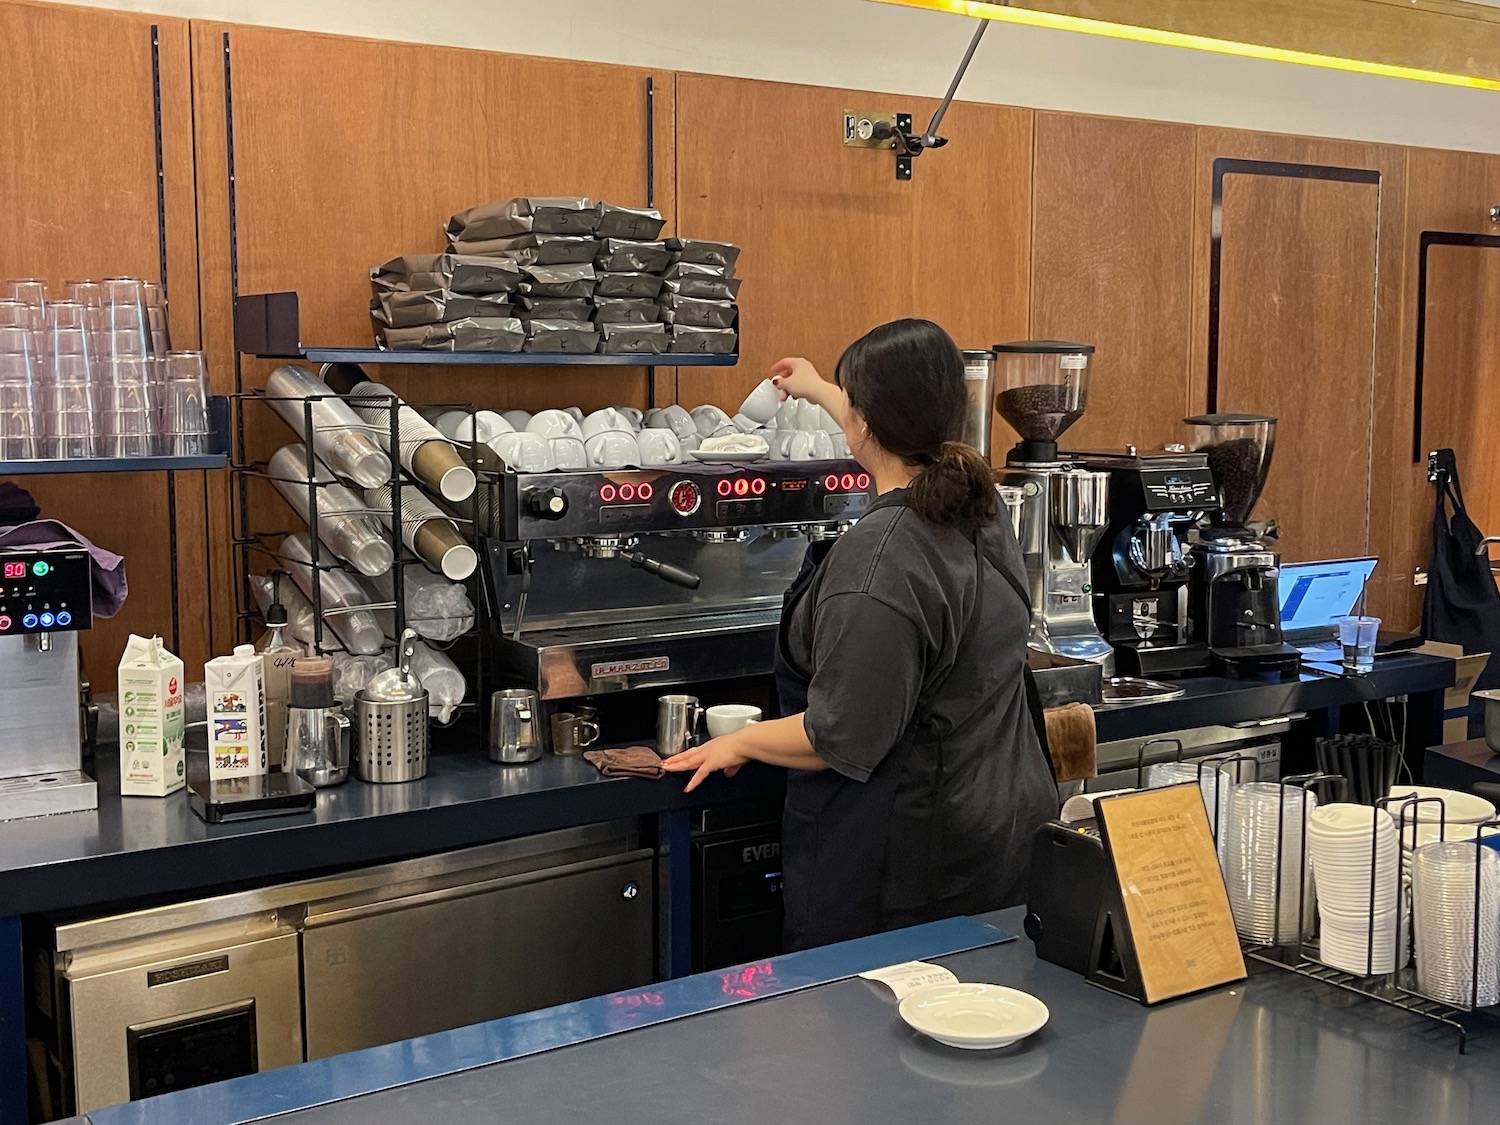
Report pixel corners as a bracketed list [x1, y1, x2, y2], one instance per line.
[0, 452, 227, 475]
[268, 348, 738, 367]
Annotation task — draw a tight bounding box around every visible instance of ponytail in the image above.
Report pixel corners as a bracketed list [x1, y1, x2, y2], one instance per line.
[906, 441, 999, 531]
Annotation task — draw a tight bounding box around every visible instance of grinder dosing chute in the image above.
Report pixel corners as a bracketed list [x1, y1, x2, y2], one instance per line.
[994, 340, 1094, 463]
[1050, 469, 1109, 563]
[1184, 413, 1277, 528]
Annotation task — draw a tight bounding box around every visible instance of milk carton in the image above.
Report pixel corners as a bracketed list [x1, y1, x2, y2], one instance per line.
[205, 644, 268, 779]
[117, 634, 186, 797]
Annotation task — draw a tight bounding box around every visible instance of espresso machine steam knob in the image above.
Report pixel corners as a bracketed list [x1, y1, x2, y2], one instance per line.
[526, 486, 569, 520]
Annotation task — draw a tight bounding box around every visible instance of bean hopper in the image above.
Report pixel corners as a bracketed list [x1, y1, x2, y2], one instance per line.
[1184, 413, 1301, 676]
[995, 341, 1113, 670]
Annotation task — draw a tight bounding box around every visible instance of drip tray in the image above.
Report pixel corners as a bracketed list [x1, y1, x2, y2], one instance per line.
[1100, 677, 1187, 707]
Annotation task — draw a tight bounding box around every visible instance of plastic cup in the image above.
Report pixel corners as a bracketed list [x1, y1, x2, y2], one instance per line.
[1337, 616, 1380, 674]
[0, 379, 40, 459]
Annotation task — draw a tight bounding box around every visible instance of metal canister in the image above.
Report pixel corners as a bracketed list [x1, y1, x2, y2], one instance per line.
[960, 349, 996, 462]
[353, 690, 430, 782]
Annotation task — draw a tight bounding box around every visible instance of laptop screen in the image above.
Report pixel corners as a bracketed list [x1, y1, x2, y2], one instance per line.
[1278, 558, 1379, 631]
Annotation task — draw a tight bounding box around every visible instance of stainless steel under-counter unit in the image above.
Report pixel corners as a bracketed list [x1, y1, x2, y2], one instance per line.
[298, 824, 654, 1059]
[1086, 716, 1298, 791]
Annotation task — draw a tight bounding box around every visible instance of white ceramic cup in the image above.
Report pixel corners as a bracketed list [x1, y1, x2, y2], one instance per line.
[787, 432, 820, 461]
[739, 378, 781, 424]
[435, 409, 512, 444]
[774, 398, 800, 431]
[732, 412, 761, 433]
[585, 430, 640, 469]
[706, 704, 762, 738]
[678, 433, 702, 454]
[769, 431, 798, 461]
[490, 431, 554, 473]
[614, 406, 644, 429]
[550, 435, 588, 471]
[831, 432, 850, 458]
[650, 404, 698, 440]
[582, 406, 633, 441]
[691, 404, 735, 437]
[808, 430, 836, 460]
[501, 409, 533, 431]
[636, 428, 682, 467]
[797, 400, 824, 432]
[563, 406, 585, 423]
[527, 409, 582, 440]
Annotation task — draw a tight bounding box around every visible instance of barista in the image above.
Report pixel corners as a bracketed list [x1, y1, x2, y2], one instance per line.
[663, 319, 1056, 950]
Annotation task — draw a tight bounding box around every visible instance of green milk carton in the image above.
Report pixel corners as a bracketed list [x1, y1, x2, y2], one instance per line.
[117, 634, 186, 797]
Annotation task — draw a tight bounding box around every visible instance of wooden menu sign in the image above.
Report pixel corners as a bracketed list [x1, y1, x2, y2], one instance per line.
[1092, 784, 1246, 1005]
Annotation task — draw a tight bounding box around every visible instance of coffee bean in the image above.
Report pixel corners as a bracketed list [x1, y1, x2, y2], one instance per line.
[1202, 437, 1268, 523]
[997, 384, 1086, 443]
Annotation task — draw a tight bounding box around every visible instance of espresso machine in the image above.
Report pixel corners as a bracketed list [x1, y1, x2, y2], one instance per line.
[1184, 413, 1301, 676]
[994, 341, 1114, 671]
[0, 546, 98, 819]
[1071, 447, 1219, 676]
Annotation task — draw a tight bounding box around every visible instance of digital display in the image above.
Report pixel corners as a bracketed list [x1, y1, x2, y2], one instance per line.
[780, 479, 808, 492]
[3, 562, 23, 579]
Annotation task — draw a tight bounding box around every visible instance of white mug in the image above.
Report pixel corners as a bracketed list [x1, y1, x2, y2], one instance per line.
[526, 409, 582, 440]
[787, 432, 820, 462]
[678, 432, 702, 454]
[774, 398, 800, 431]
[585, 431, 640, 469]
[435, 409, 511, 444]
[649, 404, 698, 440]
[831, 432, 851, 458]
[732, 412, 760, 433]
[769, 431, 799, 461]
[796, 400, 824, 432]
[808, 430, 836, 460]
[706, 704, 761, 738]
[490, 431, 554, 473]
[501, 409, 533, 431]
[691, 404, 735, 437]
[614, 406, 644, 429]
[636, 428, 682, 467]
[563, 406, 586, 423]
[550, 435, 588, 471]
[582, 406, 632, 441]
[739, 378, 781, 424]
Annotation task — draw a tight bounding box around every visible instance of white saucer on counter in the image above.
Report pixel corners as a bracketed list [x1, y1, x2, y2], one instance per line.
[897, 982, 1049, 1050]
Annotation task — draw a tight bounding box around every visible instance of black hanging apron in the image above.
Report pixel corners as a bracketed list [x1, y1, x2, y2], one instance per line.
[1422, 449, 1500, 733]
[773, 500, 1048, 950]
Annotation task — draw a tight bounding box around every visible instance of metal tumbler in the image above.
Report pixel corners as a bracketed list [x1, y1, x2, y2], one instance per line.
[656, 694, 703, 758]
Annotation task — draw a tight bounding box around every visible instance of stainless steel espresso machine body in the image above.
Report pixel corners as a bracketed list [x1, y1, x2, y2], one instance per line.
[1071, 448, 1219, 677]
[0, 546, 98, 819]
[994, 341, 1114, 672]
[479, 461, 875, 703]
[1184, 413, 1302, 677]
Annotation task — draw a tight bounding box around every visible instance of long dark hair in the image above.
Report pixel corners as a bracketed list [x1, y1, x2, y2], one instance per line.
[835, 318, 998, 531]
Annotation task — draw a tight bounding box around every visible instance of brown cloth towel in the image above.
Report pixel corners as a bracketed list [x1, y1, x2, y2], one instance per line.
[583, 747, 665, 780]
[1044, 703, 1097, 783]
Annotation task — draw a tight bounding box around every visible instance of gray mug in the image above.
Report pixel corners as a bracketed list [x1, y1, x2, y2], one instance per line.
[656, 694, 703, 758]
[551, 712, 601, 757]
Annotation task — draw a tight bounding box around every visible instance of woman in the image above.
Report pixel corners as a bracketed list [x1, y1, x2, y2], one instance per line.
[663, 318, 1057, 950]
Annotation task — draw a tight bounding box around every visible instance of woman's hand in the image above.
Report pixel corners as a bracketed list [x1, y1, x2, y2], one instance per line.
[769, 357, 828, 403]
[661, 733, 751, 793]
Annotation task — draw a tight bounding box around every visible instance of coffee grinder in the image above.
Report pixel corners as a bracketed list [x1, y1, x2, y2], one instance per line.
[995, 341, 1113, 671]
[1184, 413, 1301, 676]
[1072, 447, 1219, 676]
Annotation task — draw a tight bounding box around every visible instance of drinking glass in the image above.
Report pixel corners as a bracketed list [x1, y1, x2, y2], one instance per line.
[100, 277, 145, 305]
[4, 279, 47, 308]
[104, 359, 157, 415]
[0, 327, 34, 361]
[49, 351, 96, 387]
[1336, 616, 1380, 674]
[159, 351, 210, 453]
[101, 408, 157, 457]
[43, 381, 97, 459]
[0, 379, 40, 460]
[104, 308, 151, 359]
[0, 299, 38, 330]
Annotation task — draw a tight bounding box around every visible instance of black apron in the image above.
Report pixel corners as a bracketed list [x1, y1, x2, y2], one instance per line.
[773, 497, 1049, 950]
[1422, 449, 1500, 735]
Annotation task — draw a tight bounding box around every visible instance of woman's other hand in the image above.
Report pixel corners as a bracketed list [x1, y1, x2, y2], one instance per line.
[769, 357, 826, 403]
[661, 734, 750, 793]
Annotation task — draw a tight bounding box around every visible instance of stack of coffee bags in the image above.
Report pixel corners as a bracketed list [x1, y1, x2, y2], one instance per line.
[659, 239, 740, 354]
[369, 253, 523, 351]
[447, 197, 602, 354]
[591, 203, 669, 354]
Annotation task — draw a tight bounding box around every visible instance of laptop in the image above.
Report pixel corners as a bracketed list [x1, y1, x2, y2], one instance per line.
[1277, 557, 1423, 656]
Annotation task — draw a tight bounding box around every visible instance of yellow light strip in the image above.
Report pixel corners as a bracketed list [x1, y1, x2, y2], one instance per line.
[870, 0, 1500, 91]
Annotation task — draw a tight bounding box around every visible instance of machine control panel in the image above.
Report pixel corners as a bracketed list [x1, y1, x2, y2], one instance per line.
[0, 548, 92, 634]
[1140, 467, 1217, 511]
[505, 464, 875, 539]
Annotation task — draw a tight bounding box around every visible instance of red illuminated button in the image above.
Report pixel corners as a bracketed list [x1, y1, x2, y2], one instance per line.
[841, 473, 855, 491]
[733, 478, 749, 496]
[856, 473, 871, 489]
[0, 616, 10, 631]
[638, 482, 654, 501]
[600, 484, 617, 503]
[716, 479, 732, 498]
[619, 483, 636, 502]
[750, 477, 766, 495]
[824, 474, 839, 490]
[670, 481, 702, 514]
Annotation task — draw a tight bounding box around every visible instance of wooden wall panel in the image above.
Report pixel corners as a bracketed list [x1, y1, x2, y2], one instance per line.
[1387, 147, 1500, 629]
[1030, 112, 1195, 455]
[1189, 131, 1406, 585]
[0, 1, 203, 686]
[673, 75, 1031, 432]
[190, 23, 674, 647]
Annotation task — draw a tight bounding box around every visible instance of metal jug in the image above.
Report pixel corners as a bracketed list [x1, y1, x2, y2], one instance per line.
[656, 694, 704, 757]
[489, 688, 544, 763]
[287, 704, 351, 787]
